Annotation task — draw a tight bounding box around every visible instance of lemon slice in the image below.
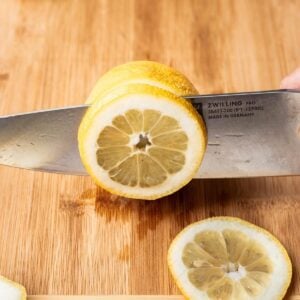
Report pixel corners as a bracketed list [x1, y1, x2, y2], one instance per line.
[168, 217, 292, 300]
[0, 276, 26, 300]
[78, 84, 206, 200]
[86, 61, 198, 104]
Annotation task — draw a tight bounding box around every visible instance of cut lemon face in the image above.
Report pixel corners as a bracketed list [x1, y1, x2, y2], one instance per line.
[168, 217, 292, 300]
[86, 61, 198, 104]
[79, 84, 206, 200]
[0, 276, 26, 300]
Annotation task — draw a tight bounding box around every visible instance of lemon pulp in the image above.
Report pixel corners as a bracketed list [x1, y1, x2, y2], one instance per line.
[79, 84, 206, 200]
[168, 217, 292, 300]
[97, 109, 188, 187]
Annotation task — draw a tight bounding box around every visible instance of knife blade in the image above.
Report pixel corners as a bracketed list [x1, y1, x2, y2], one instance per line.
[0, 89, 299, 178]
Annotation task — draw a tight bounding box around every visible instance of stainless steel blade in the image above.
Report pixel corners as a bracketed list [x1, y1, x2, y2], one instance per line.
[0, 90, 299, 177]
[190, 89, 300, 178]
[0, 106, 87, 174]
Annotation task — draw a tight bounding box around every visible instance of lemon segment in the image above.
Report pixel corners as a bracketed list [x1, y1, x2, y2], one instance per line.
[86, 61, 198, 104]
[168, 217, 292, 300]
[78, 84, 206, 200]
[0, 276, 26, 300]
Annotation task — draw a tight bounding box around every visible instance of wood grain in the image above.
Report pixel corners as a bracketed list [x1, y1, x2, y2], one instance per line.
[29, 297, 184, 300]
[0, 0, 300, 298]
[27, 298, 300, 300]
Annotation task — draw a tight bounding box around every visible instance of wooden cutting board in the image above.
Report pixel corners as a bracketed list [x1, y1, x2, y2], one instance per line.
[27, 297, 300, 300]
[29, 297, 185, 300]
[26, 296, 300, 300]
[0, 0, 300, 298]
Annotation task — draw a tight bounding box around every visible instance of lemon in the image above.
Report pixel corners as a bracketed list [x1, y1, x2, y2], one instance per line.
[0, 276, 26, 300]
[79, 61, 206, 200]
[168, 217, 292, 300]
[86, 61, 198, 105]
[79, 84, 206, 200]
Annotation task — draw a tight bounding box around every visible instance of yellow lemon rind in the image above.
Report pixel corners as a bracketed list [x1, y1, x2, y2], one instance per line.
[86, 60, 198, 104]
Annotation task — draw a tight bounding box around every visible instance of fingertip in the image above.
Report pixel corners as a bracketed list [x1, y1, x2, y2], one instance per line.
[280, 78, 288, 89]
[280, 67, 300, 89]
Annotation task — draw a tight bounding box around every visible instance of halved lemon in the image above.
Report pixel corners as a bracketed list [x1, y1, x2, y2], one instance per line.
[86, 61, 198, 104]
[78, 84, 206, 200]
[168, 217, 292, 300]
[0, 276, 26, 300]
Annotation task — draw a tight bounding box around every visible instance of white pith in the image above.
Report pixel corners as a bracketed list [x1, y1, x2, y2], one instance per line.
[0, 277, 25, 300]
[223, 264, 246, 281]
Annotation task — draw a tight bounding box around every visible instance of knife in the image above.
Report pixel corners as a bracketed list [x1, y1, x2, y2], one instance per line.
[0, 89, 299, 178]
